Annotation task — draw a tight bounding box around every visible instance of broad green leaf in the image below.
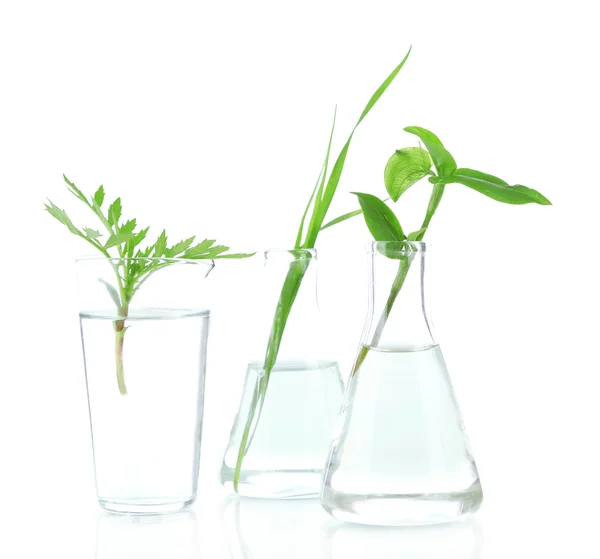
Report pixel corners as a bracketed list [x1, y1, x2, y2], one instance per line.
[302, 48, 412, 247]
[167, 236, 196, 257]
[93, 185, 105, 207]
[108, 198, 122, 227]
[105, 231, 137, 249]
[438, 168, 552, 205]
[403, 126, 457, 177]
[407, 227, 427, 241]
[153, 229, 168, 256]
[384, 147, 433, 201]
[353, 192, 405, 241]
[84, 227, 102, 239]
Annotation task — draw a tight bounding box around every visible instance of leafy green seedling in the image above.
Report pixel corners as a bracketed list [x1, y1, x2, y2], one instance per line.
[352, 126, 551, 370]
[46, 175, 253, 394]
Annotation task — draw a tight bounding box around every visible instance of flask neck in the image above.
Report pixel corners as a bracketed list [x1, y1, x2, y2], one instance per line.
[362, 242, 435, 350]
[256, 248, 321, 364]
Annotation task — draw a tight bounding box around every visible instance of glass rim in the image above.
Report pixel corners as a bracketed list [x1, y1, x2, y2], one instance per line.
[263, 247, 317, 259]
[74, 255, 216, 269]
[367, 241, 428, 254]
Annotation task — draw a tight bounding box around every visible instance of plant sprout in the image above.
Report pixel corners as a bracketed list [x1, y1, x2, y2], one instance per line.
[232, 47, 413, 491]
[352, 126, 551, 370]
[46, 175, 253, 394]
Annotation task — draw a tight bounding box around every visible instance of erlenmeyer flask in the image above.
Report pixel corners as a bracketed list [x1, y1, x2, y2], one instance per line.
[221, 249, 344, 498]
[321, 241, 482, 525]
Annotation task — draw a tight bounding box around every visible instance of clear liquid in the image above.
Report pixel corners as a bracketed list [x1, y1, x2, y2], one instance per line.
[321, 344, 482, 525]
[221, 359, 344, 498]
[80, 308, 209, 513]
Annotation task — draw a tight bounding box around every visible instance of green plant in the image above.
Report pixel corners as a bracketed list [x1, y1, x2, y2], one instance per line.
[352, 126, 551, 370]
[231, 48, 412, 492]
[46, 175, 253, 394]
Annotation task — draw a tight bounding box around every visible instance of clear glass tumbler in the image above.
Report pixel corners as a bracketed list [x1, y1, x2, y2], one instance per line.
[321, 242, 482, 525]
[77, 257, 213, 513]
[220, 249, 344, 498]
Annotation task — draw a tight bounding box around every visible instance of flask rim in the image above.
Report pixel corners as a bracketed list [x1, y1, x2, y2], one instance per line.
[366, 241, 427, 256]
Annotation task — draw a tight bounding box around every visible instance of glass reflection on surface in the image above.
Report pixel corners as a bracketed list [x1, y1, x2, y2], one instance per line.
[96, 510, 199, 559]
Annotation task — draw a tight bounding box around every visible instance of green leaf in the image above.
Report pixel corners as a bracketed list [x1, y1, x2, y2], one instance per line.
[153, 229, 168, 257]
[384, 147, 433, 202]
[63, 175, 89, 204]
[356, 47, 412, 126]
[108, 198, 122, 227]
[302, 107, 337, 248]
[83, 227, 102, 239]
[352, 192, 405, 241]
[182, 238, 215, 258]
[438, 168, 552, 205]
[93, 185, 105, 208]
[407, 227, 427, 241]
[120, 219, 137, 234]
[98, 279, 121, 307]
[302, 47, 412, 247]
[167, 236, 196, 257]
[320, 196, 393, 231]
[104, 231, 137, 249]
[403, 126, 456, 177]
[127, 226, 149, 256]
[44, 200, 82, 236]
[320, 208, 363, 230]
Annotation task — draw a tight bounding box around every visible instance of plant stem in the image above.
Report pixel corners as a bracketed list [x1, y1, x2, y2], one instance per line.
[232, 258, 309, 492]
[114, 302, 129, 395]
[352, 255, 414, 375]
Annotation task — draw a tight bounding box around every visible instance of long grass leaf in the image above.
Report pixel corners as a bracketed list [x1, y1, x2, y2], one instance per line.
[295, 166, 323, 247]
[320, 197, 392, 230]
[305, 48, 412, 246]
[304, 107, 337, 247]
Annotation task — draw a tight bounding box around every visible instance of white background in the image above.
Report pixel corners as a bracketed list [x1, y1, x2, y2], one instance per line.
[0, 0, 598, 557]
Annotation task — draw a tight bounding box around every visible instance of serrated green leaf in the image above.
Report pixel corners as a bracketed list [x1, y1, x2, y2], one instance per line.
[108, 198, 122, 227]
[182, 239, 216, 258]
[183, 243, 229, 259]
[153, 229, 168, 257]
[167, 237, 196, 257]
[120, 219, 137, 234]
[93, 185, 105, 208]
[384, 147, 432, 202]
[404, 126, 456, 177]
[84, 227, 102, 239]
[352, 192, 405, 242]
[438, 168, 552, 205]
[45, 200, 82, 236]
[63, 175, 88, 204]
[105, 231, 137, 249]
